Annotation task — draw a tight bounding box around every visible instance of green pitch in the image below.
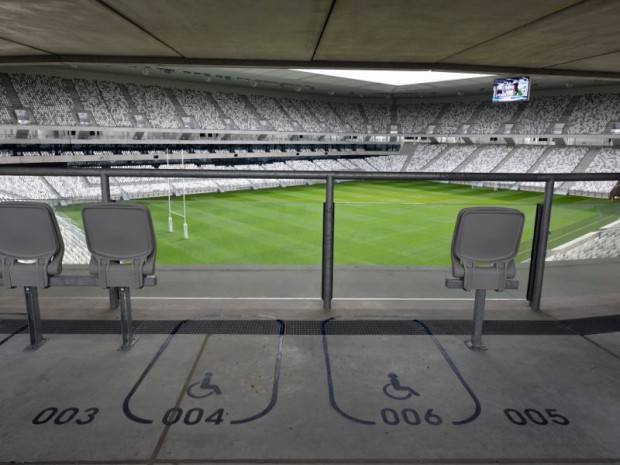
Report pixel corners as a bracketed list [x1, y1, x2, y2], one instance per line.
[58, 181, 618, 266]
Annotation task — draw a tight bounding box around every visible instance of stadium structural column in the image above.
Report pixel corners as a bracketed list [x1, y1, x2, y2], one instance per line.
[322, 175, 335, 310]
[529, 179, 554, 311]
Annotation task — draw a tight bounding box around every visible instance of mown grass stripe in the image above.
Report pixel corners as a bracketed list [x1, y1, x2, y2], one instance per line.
[58, 182, 618, 266]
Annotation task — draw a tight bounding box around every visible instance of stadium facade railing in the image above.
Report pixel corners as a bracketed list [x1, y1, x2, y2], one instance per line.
[0, 164, 618, 313]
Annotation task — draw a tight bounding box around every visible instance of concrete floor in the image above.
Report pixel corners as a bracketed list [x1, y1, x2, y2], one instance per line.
[0, 261, 619, 464]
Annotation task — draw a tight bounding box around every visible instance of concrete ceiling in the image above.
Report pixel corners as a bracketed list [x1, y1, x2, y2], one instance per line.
[0, 0, 618, 77]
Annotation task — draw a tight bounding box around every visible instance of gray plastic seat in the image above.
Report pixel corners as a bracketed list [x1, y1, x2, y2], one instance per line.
[82, 203, 156, 289]
[0, 202, 64, 289]
[450, 207, 524, 292]
[447, 207, 525, 350]
[82, 202, 156, 350]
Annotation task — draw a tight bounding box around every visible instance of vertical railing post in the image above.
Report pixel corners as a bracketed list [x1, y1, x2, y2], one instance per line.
[322, 175, 335, 310]
[529, 179, 555, 311]
[526, 204, 543, 302]
[100, 173, 111, 203]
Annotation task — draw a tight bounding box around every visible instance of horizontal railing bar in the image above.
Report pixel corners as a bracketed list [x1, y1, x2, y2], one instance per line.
[0, 166, 619, 183]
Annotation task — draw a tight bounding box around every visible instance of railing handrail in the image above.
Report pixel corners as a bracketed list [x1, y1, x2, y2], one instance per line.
[1, 165, 617, 312]
[0, 166, 619, 183]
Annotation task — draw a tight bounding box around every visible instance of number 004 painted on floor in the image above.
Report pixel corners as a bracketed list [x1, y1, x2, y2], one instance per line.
[321, 319, 481, 426]
[122, 320, 285, 425]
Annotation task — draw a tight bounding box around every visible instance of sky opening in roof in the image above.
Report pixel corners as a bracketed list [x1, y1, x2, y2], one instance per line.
[292, 69, 491, 86]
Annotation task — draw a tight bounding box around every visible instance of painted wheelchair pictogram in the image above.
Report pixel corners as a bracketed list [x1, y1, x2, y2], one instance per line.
[187, 372, 222, 399]
[383, 373, 420, 400]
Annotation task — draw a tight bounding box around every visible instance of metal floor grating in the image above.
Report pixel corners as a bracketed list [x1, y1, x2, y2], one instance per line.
[1, 316, 619, 337]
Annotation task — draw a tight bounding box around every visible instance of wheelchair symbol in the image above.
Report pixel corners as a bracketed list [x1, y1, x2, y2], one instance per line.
[383, 373, 419, 400]
[187, 372, 222, 399]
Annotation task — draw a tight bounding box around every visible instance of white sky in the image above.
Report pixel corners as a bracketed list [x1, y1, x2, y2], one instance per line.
[292, 69, 491, 86]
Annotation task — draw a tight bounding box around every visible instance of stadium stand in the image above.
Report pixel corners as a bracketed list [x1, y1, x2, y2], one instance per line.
[73, 79, 116, 127]
[126, 83, 181, 129]
[246, 94, 296, 131]
[566, 93, 620, 134]
[45, 176, 104, 201]
[0, 144, 615, 262]
[468, 102, 519, 134]
[405, 144, 446, 171]
[304, 99, 343, 132]
[569, 147, 620, 196]
[433, 102, 479, 134]
[55, 214, 90, 264]
[173, 88, 222, 129]
[397, 102, 442, 133]
[1, 72, 619, 139]
[0, 175, 57, 200]
[279, 98, 322, 132]
[519, 146, 589, 190]
[212, 91, 261, 131]
[511, 96, 571, 134]
[422, 145, 477, 172]
[10, 74, 76, 126]
[331, 102, 366, 132]
[460, 146, 512, 173]
[95, 80, 133, 127]
[547, 226, 620, 261]
[348, 157, 377, 171]
[496, 145, 546, 173]
[363, 103, 391, 133]
[366, 154, 407, 171]
[0, 83, 13, 124]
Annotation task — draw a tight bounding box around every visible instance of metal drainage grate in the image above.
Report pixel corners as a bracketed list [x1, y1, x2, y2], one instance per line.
[176, 320, 282, 335]
[0, 316, 618, 337]
[561, 315, 620, 335]
[0, 320, 29, 334]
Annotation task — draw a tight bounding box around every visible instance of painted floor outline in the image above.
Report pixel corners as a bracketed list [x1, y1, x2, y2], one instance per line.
[0, 317, 619, 463]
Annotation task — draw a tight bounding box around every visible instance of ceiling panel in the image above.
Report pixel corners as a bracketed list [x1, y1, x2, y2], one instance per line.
[0, 37, 49, 56]
[0, 0, 618, 83]
[550, 52, 620, 74]
[448, 0, 620, 70]
[0, 0, 178, 56]
[103, 0, 332, 60]
[314, 0, 581, 63]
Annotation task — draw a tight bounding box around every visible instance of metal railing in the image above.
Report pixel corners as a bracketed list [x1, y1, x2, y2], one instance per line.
[1, 165, 619, 311]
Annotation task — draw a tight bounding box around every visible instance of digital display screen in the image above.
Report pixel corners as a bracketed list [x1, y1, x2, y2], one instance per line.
[492, 77, 530, 102]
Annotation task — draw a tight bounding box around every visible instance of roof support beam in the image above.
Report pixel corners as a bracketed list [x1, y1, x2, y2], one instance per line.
[1, 55, 620, 80]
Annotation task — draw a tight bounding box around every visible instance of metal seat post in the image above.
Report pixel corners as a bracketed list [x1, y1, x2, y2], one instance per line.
[24, 286, 46, 350]
[118, 287, 136, 350]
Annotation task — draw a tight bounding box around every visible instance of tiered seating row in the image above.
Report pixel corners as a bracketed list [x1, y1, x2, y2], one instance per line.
[1, 72, 617, 134]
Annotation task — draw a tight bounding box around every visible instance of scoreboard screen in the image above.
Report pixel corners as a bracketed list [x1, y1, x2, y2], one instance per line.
[492, 77, 530, 102]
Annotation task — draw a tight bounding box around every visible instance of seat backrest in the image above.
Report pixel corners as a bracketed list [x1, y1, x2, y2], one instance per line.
[451, 207, 525, 291]
[82, 203, 156, 288]
[0, 202, 64, 288]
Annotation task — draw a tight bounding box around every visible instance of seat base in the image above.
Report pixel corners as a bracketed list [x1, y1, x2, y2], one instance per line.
[24, 337, 47, 351]
[119, 337, 138, 351]
[465, 340, 488, 351]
